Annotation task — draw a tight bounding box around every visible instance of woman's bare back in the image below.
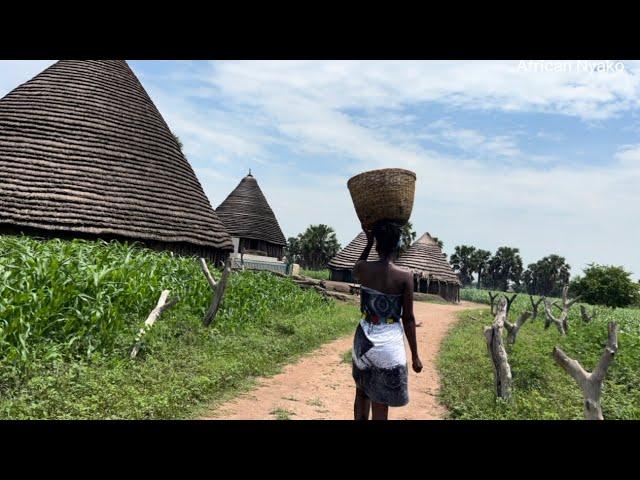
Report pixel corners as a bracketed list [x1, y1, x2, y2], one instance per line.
[356, 260, 412, 295]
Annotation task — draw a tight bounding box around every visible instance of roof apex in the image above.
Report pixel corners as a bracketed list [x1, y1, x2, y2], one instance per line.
[416, 232, 438, 245]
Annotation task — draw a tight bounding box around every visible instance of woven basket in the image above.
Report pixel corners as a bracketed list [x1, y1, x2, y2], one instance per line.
[347, 168, 416, 229]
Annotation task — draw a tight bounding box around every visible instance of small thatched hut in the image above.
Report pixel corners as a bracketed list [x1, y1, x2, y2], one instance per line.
[327, 231, 380, 282]
[0, 60, 233, 261]
[396, 233, 460, 302]
[327, 230, 460, 302]
[215, 172, 287, 259]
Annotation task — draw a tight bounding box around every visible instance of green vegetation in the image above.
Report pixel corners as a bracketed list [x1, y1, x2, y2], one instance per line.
[301, 269, 330, 281]
[522, 254, 571, 297]
[341, 348, 352, 364]
[570, 264, 640, 308]
[285, 224, 340, 270]
[270, 407, 295, 420]
[439, 288, 640, 419]
[0, 235, 359, 419]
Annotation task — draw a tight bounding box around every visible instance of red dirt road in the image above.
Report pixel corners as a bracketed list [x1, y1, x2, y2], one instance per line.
[203, 300, 481, 420]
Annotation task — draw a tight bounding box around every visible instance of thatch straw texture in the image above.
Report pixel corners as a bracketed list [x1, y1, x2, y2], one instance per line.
[216, 173, 286, 247]
[327, 231, 380, 270]
[396, 233, 460, 284]
[0, 60, 233, 257]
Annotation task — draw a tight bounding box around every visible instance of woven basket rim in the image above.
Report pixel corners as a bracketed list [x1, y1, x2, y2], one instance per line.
[347, 168, 416, 188]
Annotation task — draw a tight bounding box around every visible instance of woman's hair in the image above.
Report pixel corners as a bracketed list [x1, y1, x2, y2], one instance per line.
[372, 219, 402, 257]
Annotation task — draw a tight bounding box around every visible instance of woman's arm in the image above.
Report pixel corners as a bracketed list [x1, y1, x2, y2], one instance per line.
[401, 271, 423, 373]
[353, 228, 374, 281]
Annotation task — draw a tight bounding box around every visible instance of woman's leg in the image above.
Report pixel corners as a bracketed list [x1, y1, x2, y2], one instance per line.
[354, 387, 371, 420]
[371, 402, 389, 420]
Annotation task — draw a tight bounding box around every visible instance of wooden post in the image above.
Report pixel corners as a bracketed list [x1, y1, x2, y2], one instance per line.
[131, 290, 178, 358]
[483, 297, 512, 399]
[553, 322, 618, 420]
[202, 257, 232, 327]
[542, 285, 581, 335]
[505, 293, 518, 315]
[580, 305, 598, 323]
[529, 295, 544, 321]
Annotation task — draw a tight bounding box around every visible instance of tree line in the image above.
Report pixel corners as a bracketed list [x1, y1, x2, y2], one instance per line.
[449, 244, 639, 308]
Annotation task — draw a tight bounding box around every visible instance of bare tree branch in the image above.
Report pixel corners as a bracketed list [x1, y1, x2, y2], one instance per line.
[542, 285, 580, 335]
[529, 295, 544, 320]
[488, 291, 499, 315]
[199, 258, 217, 290]
[504, 311, 532, 344]
[203, 257, 232, 327]
[505, 293, 518, 315]
[552, 322, 618, 420]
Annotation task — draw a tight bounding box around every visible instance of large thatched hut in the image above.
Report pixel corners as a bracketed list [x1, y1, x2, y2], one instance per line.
[327, 231, 380, 282]
[215, 172, 287, 259]
[396, 233, 460, 302]
[0, 60, 233, 261]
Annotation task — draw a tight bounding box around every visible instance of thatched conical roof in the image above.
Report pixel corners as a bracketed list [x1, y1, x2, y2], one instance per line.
[328, 231, 380, 270]
[216, 173, 286, 246]
[0, 60, 233, 256]
[396, 233, 460, 284]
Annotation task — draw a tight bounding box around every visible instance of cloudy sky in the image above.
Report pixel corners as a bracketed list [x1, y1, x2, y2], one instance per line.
[1, 60, 639, 279]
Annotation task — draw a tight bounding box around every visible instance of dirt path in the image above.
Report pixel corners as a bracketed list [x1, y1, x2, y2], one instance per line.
[203, 300, 482, 420]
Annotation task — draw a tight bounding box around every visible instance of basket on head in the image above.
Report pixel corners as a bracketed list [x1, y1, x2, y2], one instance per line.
[347, 168, 416, 229]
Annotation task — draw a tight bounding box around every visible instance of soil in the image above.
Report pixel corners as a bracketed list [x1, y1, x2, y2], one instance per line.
[202, 300, 482, 420]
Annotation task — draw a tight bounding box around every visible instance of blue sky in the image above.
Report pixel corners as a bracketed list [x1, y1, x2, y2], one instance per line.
[1, 60, 639, 279]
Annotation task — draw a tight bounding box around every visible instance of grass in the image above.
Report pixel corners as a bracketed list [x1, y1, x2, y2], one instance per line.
[300, 269, 330, 281]
[341, 349, 352, 364]
[0, 235, 360, 419]
[270, 407, 295, 420]
[438, 288, 640, 419]
[306, 397, 324, 407]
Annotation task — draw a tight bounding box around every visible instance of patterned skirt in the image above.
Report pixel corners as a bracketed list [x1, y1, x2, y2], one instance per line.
[352, 319, 409, 407]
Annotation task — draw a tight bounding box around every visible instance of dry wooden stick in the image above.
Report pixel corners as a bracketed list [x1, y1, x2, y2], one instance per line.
[203, 257, 232, 327]
[504, 311, 532, 345]
[131, 289, 179, 358]
[552, 322, 618, 420]
[542, 285, 581, 335]
[529, 295, 544, 320]
[199, 258, 217, 290]
[483, 297, 512, 399]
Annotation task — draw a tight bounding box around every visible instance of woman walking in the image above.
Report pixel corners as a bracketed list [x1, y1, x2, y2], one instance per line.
[352, 220, 423, 420]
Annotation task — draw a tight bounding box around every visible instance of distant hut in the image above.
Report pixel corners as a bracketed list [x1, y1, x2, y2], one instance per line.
[0, 60, 233, 261]
[215, 172, 287, 259]
[327, 231, 380, 282]
[396, 233, 460, 302]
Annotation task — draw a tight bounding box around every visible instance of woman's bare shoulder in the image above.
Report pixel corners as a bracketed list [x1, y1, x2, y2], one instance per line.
[393, 264, 413, 275]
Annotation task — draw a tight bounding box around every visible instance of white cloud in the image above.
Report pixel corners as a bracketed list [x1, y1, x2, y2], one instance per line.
[195, 60, 640, 278]
[207, 60, 640, 120]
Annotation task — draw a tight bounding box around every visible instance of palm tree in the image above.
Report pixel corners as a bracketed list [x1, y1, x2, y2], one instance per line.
[450, 245, 476, 286]
[298, 224, 341, 270]
[470, 249, 492, 288]
[399, 222, 417, 254]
